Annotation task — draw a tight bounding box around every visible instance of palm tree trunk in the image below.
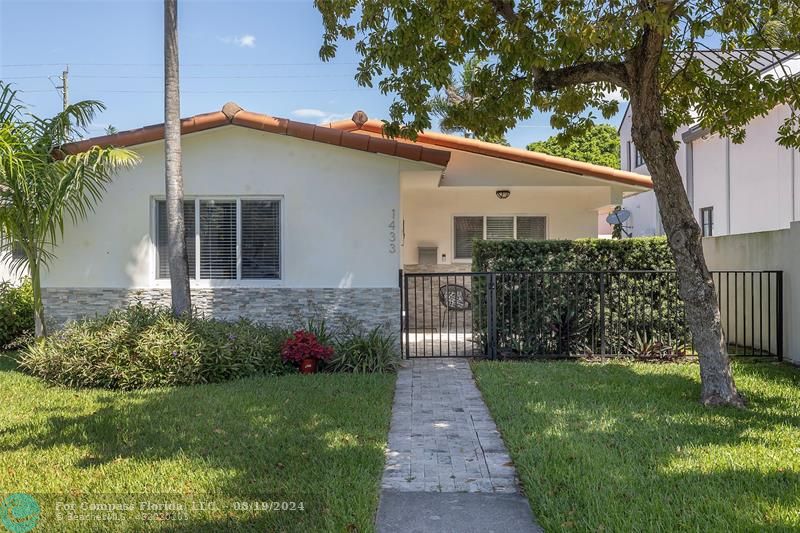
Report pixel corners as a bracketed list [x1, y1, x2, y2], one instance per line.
[30, 257, 47, 337]
[164, 0, 191, 316]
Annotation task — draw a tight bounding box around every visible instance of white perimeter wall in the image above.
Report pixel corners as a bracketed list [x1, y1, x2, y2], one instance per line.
[41, 126, 405, 289]
[702, 223, 800, 364]
[401, 186, 608, 265]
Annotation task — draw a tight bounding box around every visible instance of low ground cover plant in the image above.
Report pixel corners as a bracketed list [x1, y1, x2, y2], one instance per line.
[19, 305, 398, 389]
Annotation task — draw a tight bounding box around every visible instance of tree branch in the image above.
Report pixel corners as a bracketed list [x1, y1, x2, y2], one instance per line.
[532, 62, 629, 91]
[486, 1, 629, 90]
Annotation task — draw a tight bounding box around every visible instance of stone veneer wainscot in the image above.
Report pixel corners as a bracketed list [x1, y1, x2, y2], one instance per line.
[42, 287, 400, 332]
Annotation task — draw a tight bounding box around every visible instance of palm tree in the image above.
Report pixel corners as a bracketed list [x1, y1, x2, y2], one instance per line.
[164, 0, 191, 316]
[0, 82, 139, 336]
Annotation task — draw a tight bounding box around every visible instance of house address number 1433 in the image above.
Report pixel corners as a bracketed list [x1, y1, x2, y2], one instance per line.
[389, 209, 397, 254]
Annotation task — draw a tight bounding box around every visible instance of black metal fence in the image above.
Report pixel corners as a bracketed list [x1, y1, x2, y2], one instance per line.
[401, 270, 783, 360]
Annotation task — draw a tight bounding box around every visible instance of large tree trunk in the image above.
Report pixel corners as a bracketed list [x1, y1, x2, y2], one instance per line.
[164, 0, 191, 316]
[630, 92, 744, 408]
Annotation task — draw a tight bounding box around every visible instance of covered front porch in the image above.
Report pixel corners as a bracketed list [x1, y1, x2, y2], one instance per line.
[396, 145, 651, 356]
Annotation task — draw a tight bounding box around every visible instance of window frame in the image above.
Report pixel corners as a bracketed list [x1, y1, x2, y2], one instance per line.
[700, 206, 714, 237]
[452, 214, 548, 262]
[151, 195, 284, 287]
[634, 146, 645, 168]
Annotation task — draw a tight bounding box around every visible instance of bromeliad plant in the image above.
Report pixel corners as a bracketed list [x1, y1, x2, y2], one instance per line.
[0, 82, 139, 336]
[281, 330, 334, 367]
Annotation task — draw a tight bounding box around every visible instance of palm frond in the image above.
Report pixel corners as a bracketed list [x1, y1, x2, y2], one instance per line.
[0, 82, 23, 124]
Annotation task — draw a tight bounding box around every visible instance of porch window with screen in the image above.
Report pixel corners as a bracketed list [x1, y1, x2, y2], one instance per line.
[453, 215, 547, 260]
[155, 197, 281, 280]
[700, 206, 713, 237]
[454, 216, 483, 260]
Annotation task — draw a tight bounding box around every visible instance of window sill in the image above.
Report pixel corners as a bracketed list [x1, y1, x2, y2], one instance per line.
[152, 280, 284, 289]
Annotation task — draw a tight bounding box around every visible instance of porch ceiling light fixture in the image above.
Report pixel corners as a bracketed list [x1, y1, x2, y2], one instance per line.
[496, 189, 511, 200]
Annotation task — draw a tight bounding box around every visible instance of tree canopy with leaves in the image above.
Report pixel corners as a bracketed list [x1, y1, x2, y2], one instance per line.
[527, 123, 620, 168]
[0, 83, 138, 335]
[430, 56, 510, 145]
[317, 0, 800, 407]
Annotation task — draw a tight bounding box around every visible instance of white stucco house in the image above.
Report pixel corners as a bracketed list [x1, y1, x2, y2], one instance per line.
[621, 51, 800, 238]
[42, 102, 651, 330]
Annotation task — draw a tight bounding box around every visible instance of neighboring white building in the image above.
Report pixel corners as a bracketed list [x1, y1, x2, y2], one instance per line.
[40, 103, 651, 329]
[620, 52, 800, 238]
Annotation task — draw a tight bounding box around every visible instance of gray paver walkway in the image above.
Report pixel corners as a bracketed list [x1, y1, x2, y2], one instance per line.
[377, 358, 541, 532]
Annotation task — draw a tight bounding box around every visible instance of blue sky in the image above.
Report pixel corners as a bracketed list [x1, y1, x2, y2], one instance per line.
[0, 0, 626, 148]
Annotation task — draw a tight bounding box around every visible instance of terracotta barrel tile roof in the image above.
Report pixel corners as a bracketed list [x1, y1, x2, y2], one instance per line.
[61, 104, 651, 189]
[329, 114, 653, 189]
[62, 104, 451, 168]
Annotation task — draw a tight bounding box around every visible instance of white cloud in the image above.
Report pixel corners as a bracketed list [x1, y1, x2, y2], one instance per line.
[219, 34, 256, 48]
[291, 108, 346, 124]
[291, 108, 328, 119]
[604, 88, 626, 102]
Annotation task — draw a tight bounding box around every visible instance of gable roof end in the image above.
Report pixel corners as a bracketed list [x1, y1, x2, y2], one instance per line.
[62, 104, 451, 168]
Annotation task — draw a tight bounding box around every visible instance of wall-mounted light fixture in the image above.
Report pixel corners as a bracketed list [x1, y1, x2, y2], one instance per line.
[496, 189, 511, 200]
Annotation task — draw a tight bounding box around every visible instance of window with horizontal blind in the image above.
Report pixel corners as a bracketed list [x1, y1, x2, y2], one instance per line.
[200, 200, 237, 279]
[486, 216, 514, 240]
[516, 216, 547, 240]
[453, 215, 547, 260]
[454, 216, 484, 260]
[155, 200, 196, 279]
[241, 199, 280, 279]
[154, 197, 281, 281]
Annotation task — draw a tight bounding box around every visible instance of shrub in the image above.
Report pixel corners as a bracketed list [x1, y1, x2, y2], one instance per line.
[328, 320, 399, 374]
[281, 331, 334, 364]
[20, 305, 293, 390]
[0, 278, 34, 348]
[19, 306, 399, 390]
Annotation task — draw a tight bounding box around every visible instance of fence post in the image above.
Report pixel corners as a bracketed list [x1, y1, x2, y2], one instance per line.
[776, 271, 784, 361]
[402, 271, 411, 360]
[599, 272, 606, 356]
[487, 272, 497, 360]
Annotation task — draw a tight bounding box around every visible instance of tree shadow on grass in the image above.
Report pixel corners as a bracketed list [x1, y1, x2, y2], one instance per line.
[474, 361, 800, 532]
[0, 371, 395, 532]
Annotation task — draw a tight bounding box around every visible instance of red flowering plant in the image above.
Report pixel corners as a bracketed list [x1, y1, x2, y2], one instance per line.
[281, 330, 334, 364]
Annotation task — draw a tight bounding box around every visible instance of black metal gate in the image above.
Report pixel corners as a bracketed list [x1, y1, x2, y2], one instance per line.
[401, 270, 783, 360]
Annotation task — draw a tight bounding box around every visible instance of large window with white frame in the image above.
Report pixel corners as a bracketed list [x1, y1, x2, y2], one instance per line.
[154, 197, 281, 281]
[453, 215, 546, 260]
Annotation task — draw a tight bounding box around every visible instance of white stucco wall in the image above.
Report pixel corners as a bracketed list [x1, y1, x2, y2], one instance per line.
[702, 223, 799, 364]
[41, 126, 409, 289]
[401, 185, 608, 265]
[621, 104, 800, 237]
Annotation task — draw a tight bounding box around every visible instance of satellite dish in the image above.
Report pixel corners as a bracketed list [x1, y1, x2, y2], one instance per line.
[606, 209, 631, 225]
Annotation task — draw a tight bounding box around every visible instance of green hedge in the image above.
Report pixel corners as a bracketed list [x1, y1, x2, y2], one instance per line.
[471, 238, 688, 357]
[472, 237, 674, 272]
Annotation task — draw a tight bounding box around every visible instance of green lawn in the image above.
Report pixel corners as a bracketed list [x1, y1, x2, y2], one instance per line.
[0, 353, 395, 532]
[472, 360, 800, 532]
